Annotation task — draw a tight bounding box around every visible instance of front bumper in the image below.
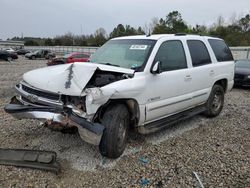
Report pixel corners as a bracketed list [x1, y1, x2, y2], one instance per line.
[4, 104, 64, 122]
[4, 104, 105, 146]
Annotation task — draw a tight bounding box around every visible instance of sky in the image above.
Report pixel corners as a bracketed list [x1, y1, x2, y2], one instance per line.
[0, 0, 249, 40]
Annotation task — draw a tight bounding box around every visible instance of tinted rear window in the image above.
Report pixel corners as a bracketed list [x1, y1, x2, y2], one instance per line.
[208, 39, 234, 62]
[187, 40, 211, 67]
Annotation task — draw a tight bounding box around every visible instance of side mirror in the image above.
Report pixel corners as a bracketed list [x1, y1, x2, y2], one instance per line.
[151, 61, 162, 74]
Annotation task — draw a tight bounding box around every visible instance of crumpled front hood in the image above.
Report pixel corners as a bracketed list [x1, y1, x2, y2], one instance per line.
[23, 62, 134, 96]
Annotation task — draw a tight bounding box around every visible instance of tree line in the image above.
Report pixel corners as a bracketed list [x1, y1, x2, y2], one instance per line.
[11, 11, 250, 47]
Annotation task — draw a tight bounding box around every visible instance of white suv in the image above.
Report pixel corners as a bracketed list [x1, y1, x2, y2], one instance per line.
[5, 34, 235, 158]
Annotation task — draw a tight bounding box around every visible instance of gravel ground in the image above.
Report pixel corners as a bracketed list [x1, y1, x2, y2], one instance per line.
[0, 57, 249, 187]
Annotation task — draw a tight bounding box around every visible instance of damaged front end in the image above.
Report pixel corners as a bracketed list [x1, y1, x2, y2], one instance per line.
[4, 63, 134, 146]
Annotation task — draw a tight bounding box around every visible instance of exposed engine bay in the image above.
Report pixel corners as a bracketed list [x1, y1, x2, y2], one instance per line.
[86, 69, 132, 88]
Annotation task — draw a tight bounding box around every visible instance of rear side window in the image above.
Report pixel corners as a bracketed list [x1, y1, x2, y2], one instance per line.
[154, 40, 187, 72]
[73, 54, 83, 58]
[83, 54, 90, 58]
[187, 40, 211, 67]
[74, 54, 90, 58]
[208, 39, 234, 62]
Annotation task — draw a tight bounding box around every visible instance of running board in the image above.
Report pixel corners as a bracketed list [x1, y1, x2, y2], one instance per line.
[0, 148, 60, 174]
[138, 105, 206, 134]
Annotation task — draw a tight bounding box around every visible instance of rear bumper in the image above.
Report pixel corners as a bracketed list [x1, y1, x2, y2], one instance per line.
[4, 104, 104, 145]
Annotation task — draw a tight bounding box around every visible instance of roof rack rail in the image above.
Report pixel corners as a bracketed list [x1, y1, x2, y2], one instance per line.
[175, 33, 187, 36]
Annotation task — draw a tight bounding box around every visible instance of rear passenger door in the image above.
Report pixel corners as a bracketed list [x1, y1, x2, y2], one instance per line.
[186, 40, 214, 105]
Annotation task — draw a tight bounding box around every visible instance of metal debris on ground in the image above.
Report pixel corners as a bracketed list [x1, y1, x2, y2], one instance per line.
[0, 148, 60, 174]
[140, 177, 150, 186]
[139, 156, 149, 164]
[193, 171, 205, 188]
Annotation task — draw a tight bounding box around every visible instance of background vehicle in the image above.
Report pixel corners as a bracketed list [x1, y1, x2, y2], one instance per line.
[25, 49, 55, 60]
[4, 34, 234, 158]
[234, 59, 250, 87]
[0, 50, 18, 61]
[16, 49, 31, 55]
[47, 52, 90, 66]
[5, 48, 15, 53]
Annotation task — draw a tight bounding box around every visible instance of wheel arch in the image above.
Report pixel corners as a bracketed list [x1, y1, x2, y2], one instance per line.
[93, 98, 140, 129]
[213, 78, 228, 92]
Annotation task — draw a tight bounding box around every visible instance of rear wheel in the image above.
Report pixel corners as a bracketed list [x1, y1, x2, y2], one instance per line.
[99, 104, 130, 158]
[7, 57, 12, 61]
[31, 56, 35, 60]
[204, 84, 224, 117]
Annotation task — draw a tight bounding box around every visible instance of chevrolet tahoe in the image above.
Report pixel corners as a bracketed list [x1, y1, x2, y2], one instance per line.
[4, 34, 235, 158]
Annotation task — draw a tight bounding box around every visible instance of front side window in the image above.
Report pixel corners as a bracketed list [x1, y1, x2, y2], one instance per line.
[34, 50, 40, 55]
[187, 40, 211, 67]
[63, 53, 71, 58]
[208, 39, 234, 62]
[154, 40, 187, 72]
[89, 39, 156, 71]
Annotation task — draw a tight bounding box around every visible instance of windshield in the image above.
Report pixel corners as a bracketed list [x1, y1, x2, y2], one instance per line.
[89, 39, 156, 71]
[63, 53, 71, 58]
[236, 60, 250, 68]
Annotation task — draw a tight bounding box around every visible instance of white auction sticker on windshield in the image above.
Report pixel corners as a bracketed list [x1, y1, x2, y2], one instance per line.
[130, 45, 148, 50]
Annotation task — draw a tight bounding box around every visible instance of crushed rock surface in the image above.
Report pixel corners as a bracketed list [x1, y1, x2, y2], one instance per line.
[0, 57, 249, 187]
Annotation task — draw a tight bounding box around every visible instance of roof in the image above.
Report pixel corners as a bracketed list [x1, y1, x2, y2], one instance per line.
[112, 34, 221, 41]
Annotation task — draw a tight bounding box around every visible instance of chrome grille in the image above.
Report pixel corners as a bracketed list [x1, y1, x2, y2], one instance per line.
[21, 84, 60, 101]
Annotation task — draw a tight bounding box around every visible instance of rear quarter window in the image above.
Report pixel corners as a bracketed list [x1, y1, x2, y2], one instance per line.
[208, 39, 234, 62]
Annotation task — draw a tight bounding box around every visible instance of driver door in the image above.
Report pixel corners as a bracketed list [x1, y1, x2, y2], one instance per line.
[145, 40, 194, 122]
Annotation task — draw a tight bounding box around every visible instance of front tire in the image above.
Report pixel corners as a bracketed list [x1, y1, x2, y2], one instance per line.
[99, 104, 130, 158]
[204, 84, 225, 117]
[31, 56, 35, 60]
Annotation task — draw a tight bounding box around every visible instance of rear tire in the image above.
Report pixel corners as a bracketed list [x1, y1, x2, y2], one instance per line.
[99, 104, 130, 158]
[204, 84, 224, 117]
[7, 57, 12, 61]
[31, 56, 35, 60]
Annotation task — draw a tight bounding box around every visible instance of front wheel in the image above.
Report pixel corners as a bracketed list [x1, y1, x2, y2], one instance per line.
[204, 84, 225, 117]
[99, 104, 130, 158]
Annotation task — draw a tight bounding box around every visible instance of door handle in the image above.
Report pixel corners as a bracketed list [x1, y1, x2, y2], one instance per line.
[209, 70, 215, 76]
[184, 75, 192, 81]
